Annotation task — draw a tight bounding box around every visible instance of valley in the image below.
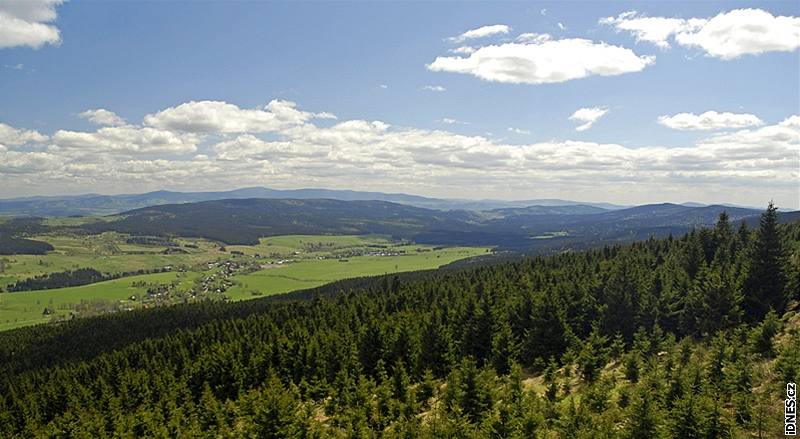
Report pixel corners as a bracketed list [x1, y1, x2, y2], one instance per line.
[2, 2, 797, 436]
[0, 231, 488, 331]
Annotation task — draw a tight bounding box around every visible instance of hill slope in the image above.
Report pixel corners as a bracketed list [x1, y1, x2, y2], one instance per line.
[82, 198, 480, 245]
[0, 212, 796, 437]
[73, 199, 785, 251]
[0, 187, 626, 216]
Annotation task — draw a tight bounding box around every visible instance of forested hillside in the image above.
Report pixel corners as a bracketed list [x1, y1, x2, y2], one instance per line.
[0, 218, 54, 255]
[72, 198, 784, 251]
[0, 205, 797, 437]
[0, 187, 624, 217]
[81, 198, 481, 245]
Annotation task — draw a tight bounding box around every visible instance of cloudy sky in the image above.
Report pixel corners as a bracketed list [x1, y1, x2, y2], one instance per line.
[0, 1, 798, 208]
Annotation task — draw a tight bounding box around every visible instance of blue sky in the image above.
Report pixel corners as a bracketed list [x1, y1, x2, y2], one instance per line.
[0, 1, 798, 207]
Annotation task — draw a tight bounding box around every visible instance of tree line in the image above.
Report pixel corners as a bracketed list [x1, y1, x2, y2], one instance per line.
[4, 266, 174, 292]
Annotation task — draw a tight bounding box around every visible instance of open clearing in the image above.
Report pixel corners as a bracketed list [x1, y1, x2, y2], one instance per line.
[226, 245, 486, 300]
[0, 233, 490, 331]
[0, 271, 202, 331]
[0, 232, 224, 288]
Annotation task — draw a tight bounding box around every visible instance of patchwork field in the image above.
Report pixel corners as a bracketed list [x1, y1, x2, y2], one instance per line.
[0, 233, 490, 331]
[225, 245, 487, 300]
[0, 271, 203, 331]
[0, 232, 224, 288]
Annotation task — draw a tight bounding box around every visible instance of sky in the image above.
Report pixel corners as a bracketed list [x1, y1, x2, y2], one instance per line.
[0, 0, 798, 208]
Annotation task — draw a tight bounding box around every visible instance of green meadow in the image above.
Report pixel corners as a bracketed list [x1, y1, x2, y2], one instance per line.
[0, 233, 490, 331]
[225, 245, 489, 300]
[0, 232, 225, 288]
[0, 271, 202, 331]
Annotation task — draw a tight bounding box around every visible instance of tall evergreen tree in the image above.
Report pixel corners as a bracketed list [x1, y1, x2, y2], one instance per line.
[743, 202, 787, 321]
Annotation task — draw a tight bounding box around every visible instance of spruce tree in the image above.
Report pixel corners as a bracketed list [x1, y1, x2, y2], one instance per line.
[743, 202, 787, 321]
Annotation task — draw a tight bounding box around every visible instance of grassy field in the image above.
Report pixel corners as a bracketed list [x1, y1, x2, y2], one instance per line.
[225, 245, 488, 300]
[0, 232, 225, 288]
[226, 234, 398, 257]
[0, 233, 490, 331]
[0, 271, 202, 331]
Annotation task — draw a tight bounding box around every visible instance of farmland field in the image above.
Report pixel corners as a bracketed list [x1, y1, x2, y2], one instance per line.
[0, 271, 204, 331]
[0, 232, 224, 288]
[225, 245, 487, 300]
[0, 233, 490, 331]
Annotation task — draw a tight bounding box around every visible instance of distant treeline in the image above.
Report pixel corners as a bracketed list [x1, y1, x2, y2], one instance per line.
[0, 217, 54, 255]
[80, 198, 475, 245]
[0, 237, 53, 255]
[5, 266, 172, 292]
[125, 236, 178, 247]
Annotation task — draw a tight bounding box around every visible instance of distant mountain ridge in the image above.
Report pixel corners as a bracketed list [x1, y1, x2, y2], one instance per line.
[0, 187, 629, 217]
[66, 198, 790, 252]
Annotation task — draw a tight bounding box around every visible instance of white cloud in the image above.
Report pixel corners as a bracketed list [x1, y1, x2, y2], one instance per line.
[143, 100, 314, 133]
[79, 109, 127, 127]
[439, 118, 469, 125]
[507, 127, 531, 135]
[421, 85, 446, 92]
[428, 37, 655, 85]
[313, 112, 338, 120]
[601, 8, 800, 59]
[515, 33, 551, 44]
[696, 116, 800, 161]
[658, 111, 764, 131]
[450, 46, 475, 55]
[0, 122, 48, 146]
[0, 150, 61, 174]
[0, 0, 63, 49]
[448, 24, 511, 43]
[569, 107, 609, 131]
[1, 103, 797, 207]
[53, 126, 200, 155]
[600, 11, 688, 49]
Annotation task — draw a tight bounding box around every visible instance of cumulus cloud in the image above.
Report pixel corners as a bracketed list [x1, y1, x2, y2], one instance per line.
[79, 109, 127, 127]
[0, 150, 61, 174]
[0, 0, 63, 49]
[143, 100, 316, 133]
[569, 107, 609, 131]
[696, 116, 800, 160]
[53, 126, 200, 155]
[448, 24, 511, 43]
[600, 11, 689, 49]
[1, 102, 797, 207]
[450, 46, 475, 55]
[421, 85, 446, 92]
[601, 8, 800, 59]
[658, 111, 764, 131]
[428, 37, 655, 85]
[0, 122, 48, 146]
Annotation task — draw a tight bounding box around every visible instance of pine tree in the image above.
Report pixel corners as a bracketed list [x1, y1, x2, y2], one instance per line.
[491, 319, 518, 375]
[743, 202, 787, 321]
[576, 325, 610, 382]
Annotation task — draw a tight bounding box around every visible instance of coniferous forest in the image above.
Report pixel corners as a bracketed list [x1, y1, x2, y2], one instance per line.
[0, 204, 798, 437]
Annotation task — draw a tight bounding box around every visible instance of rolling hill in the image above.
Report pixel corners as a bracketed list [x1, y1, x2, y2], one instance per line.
[0, 187, 626, 216]
[67, 198, 789, 252]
